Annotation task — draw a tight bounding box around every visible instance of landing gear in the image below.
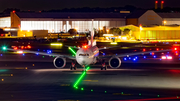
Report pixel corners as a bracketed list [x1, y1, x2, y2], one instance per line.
[101, 65, 107, 70]
[101, 60, 107, 70]
[70, 61, 76, 70]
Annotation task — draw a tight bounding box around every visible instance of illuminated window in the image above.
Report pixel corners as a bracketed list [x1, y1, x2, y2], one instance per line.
[21, 21, 63, 33]
[0, 17, 11, 27]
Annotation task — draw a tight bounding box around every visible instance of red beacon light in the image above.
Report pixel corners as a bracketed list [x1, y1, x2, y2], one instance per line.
[83, 45, 88, 49]
[156, 48, 159, 51]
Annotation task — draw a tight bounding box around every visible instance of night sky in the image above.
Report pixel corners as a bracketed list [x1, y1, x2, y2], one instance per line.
[0, 0, 179, 12]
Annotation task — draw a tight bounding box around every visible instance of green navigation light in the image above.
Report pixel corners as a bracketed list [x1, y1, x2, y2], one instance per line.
[91, 89, 93, 92]
[68, 47, 76, 55]
[73, 66, 90, 88]
[81, 88, 84, 90]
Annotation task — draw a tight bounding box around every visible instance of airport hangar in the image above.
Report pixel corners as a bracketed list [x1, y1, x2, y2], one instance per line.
[0, 11, 129, 38]
[1, 10, 180, 41]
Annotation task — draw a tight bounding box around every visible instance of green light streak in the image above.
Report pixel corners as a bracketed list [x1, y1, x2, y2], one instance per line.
[73, 66, 90, 88]
[68, 47, 76, 55]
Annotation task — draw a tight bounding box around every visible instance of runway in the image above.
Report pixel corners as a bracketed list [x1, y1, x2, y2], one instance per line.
[1, 66, 180, 101]
[0, 54, 180, 100]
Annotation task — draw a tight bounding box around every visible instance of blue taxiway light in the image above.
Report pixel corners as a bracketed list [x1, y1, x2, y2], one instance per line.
[1, 54, 2, 56]
[22, 53, 25, 56]
[47, 50, 52, 54]
[124, 58, 127, 61]
[133, 58, 136, 61]
[129, 57, 131, 60]
[143, 56, 146, 59]
[153, 55, 156, 58]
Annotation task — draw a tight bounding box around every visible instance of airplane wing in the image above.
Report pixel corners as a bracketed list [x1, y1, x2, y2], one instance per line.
[99, 49, 173, 59]
[6, 48, 76, 60]
[98, 46, 119, 50]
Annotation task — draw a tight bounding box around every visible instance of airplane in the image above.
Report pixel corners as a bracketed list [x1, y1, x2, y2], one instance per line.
[4, 20, 172, 70]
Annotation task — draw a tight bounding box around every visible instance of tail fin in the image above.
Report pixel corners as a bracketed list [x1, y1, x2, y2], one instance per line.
[90, 19, 94, 47]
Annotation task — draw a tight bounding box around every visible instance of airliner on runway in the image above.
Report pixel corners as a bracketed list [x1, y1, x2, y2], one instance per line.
[6, 20, 172, 70]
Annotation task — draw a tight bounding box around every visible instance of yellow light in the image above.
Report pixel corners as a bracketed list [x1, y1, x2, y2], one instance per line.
[2, 79, 4, 81]
[50, 43, 63, 46]
[163, 21, 167, 24]
[27, 30, 30, 32]
[140, 26, 143, 30]
[100, 27, 103, 30]
[110, 42, 117, 45]
[17, 51, 23, 54]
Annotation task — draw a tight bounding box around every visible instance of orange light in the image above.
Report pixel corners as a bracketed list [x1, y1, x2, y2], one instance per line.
[21, 46, 24, 49]
[143, 49, 146, 52]
[27, 45, 31, 49]
[152, 52, 154, 55]
[156, 48, 159, 51]
[176, 53, 179, 56]
[14, 47, 18, 50]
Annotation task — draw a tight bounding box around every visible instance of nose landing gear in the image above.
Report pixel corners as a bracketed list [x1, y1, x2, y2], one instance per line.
[70, 61, 77, 70]
[101, 60, 107, 70]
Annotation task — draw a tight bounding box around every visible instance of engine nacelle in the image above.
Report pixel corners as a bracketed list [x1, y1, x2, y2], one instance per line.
[53, 56, 66, 68]
[109, 56, 121, 68]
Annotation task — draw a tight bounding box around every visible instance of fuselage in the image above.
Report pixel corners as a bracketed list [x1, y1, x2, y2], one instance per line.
[76, 45, 99, 66]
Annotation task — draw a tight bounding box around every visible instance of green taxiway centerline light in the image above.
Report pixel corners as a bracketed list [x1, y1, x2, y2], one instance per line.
[73, 66, 90, 88]
[68, 47, 76, 55]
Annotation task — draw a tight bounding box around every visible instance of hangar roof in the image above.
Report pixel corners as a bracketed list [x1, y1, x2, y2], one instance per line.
[126, 10, 147, 18]
[15, 12, 129, 19]
[157, 13, 180, 18]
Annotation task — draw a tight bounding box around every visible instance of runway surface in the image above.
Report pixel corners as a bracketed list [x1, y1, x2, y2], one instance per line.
[0, 54, 180, 101]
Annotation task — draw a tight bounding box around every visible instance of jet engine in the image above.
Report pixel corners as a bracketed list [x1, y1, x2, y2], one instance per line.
[53, 56, 66, 68]
[109, 56, 121, 68]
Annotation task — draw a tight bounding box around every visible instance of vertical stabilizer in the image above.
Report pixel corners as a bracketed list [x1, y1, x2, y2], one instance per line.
[91, 19, 94, 47]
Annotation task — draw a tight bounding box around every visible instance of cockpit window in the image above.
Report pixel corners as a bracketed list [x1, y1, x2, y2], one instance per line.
[79, 54, 89, 56]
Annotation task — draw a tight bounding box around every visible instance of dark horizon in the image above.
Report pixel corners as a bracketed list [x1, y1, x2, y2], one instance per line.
[0, 0, 180, 12]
